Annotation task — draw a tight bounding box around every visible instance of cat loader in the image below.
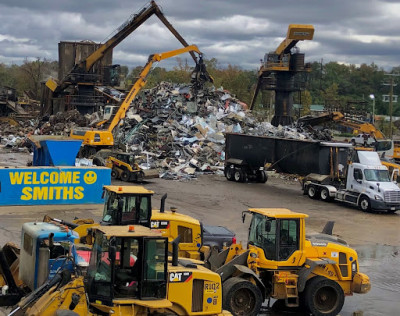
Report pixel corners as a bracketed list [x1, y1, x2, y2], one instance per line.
[206, 208, 371, 316]
[44, 185, 235, 260]
[11, 225, 231, 316]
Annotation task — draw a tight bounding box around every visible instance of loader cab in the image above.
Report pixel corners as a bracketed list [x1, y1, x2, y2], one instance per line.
[101, 185, 153, 227]
[245, 208, 307, 269]
[87, 226, 168, 306]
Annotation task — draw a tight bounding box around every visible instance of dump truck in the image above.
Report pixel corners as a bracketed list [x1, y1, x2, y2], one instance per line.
[224, 132, 351, 182]
[8, 225, 232, 316]
[206, 208, 370, 316]
[303, 150, 400, 213]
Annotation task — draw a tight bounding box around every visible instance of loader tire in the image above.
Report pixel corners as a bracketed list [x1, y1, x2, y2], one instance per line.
[121, 171, 130, 182]
[222, 277, 263, 316]
[359, 195, 371, 212]
[304, 276, 344, 316]
[307, 185, 319, 199]
[136, 171, 145, 183]
[111, 168, 118, 180]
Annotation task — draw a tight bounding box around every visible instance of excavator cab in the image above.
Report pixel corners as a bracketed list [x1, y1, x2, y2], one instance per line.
[87, 226, 168, 306]
[101, 185, 153, 227]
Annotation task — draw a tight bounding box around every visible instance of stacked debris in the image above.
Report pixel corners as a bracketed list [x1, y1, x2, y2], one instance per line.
[108, 81, 330, 180]
[39, 110, 89, 135]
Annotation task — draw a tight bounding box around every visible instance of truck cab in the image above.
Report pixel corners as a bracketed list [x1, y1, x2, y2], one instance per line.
[346, 151, 400, 211]
[19, 222, 85, 291]
[304, 150, 400, 212]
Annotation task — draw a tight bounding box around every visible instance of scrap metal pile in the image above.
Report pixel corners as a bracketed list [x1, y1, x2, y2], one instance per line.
[107, 81, 331, 180]
[0, 83, 331, 179]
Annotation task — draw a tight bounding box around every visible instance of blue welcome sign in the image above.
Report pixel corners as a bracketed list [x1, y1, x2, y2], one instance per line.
[0, 166, 111, 205]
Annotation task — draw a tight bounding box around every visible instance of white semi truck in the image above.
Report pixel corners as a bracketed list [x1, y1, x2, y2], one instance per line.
[303, 150, 400, 213]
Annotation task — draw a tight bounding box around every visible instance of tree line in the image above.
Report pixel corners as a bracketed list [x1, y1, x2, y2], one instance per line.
[1, 57, 399, 117]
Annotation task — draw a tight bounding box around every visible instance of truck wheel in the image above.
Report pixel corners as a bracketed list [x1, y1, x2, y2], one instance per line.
[225, 167, 234, 181]
[307, 185, 319, 199]
[223, 277, 262, 316]
[359, 196, 371, 212]
[304, 276, 344, 316]
[121, 171, 130, 182]
[111, 168, 118, 180]
[320, 188, 331, 201]
[233, 169, 244, 182]
[257, 170, 268, 183]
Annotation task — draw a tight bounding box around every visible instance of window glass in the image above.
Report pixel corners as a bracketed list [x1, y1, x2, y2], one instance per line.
[279, 219, 299, 260]
[364, 169, 390, 182]
[248, 214, 277, 260]
[178, 226, 193, 243]
[141, 239, 167, 299]
[114, 238, 140, 298]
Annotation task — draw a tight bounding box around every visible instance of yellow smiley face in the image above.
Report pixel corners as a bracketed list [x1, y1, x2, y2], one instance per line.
[84, 171, 97, 185]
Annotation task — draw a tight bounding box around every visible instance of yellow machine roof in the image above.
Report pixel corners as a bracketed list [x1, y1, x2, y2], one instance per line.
[96, 225, 162, 237]
[104, 185, 154, 195]
[248, 208, 309, 219]
[152, 210, 200, 225]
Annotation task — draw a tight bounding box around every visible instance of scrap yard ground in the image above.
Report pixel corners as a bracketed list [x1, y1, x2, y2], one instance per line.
[0, 149, 399, 315]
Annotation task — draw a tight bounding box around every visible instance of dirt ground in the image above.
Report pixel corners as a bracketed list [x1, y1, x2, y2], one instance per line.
[0, 149, 399, 315]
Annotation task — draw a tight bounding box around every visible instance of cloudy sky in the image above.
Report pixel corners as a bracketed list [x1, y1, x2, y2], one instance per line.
[1, 0, 399, 72]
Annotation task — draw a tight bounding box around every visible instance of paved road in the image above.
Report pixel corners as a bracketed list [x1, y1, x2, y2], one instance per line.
[0, 174, 399, 315]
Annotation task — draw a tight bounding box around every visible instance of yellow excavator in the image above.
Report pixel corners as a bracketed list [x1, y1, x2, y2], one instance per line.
[10, 225, 231, 316]
[70, 44, 212, 157]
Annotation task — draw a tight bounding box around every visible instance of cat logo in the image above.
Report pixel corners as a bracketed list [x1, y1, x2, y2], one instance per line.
[169, 271, 192, 283]
[150, 220, 169, 229]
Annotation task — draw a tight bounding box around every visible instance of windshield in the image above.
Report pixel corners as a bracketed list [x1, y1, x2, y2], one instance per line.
[102, 192, 150, 225]
[364, 169, 390, 182]
[88, 232, 112, 299]
[374, 141, 392, 151]
[248, 213, 277, 261]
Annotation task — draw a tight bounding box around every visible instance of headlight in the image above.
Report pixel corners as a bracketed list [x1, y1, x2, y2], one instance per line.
[352, 261, 357, 272]
[374, 195, 383, 201]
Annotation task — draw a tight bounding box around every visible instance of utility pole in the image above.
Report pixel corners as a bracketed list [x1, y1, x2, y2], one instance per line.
[383, 73, 399, 139]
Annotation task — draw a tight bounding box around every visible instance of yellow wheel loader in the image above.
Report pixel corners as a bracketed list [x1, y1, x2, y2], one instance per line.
[46, 185, 235, 260]
[10, 225, 231, 316]
[206, 208, 371, 316]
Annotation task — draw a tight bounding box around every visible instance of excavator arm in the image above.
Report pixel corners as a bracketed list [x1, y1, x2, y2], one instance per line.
[107, 45, 205, 133]
[81, 0, 197, 73]
[47, 1, 197, 94]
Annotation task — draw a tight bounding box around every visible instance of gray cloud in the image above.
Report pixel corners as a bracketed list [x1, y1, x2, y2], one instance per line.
[0, 0, 399, 71]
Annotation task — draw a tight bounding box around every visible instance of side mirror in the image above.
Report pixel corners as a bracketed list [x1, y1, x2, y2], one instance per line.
[101, 189, 105, 199]
[109, 246, 116, 263]
[356, 179, 362, 184]
[242, 213, 246, 223]
[265, 221, 271, 233]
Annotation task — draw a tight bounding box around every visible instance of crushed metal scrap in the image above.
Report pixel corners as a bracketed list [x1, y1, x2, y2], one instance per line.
[0, 83, 331, 180]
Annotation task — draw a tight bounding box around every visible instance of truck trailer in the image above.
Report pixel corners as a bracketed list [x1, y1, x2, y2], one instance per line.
[224, 133, 400, 212]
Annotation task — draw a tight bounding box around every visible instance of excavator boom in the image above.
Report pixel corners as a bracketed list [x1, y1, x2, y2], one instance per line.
[71, 45, 211, 154]
[82, 0, 197, 72]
